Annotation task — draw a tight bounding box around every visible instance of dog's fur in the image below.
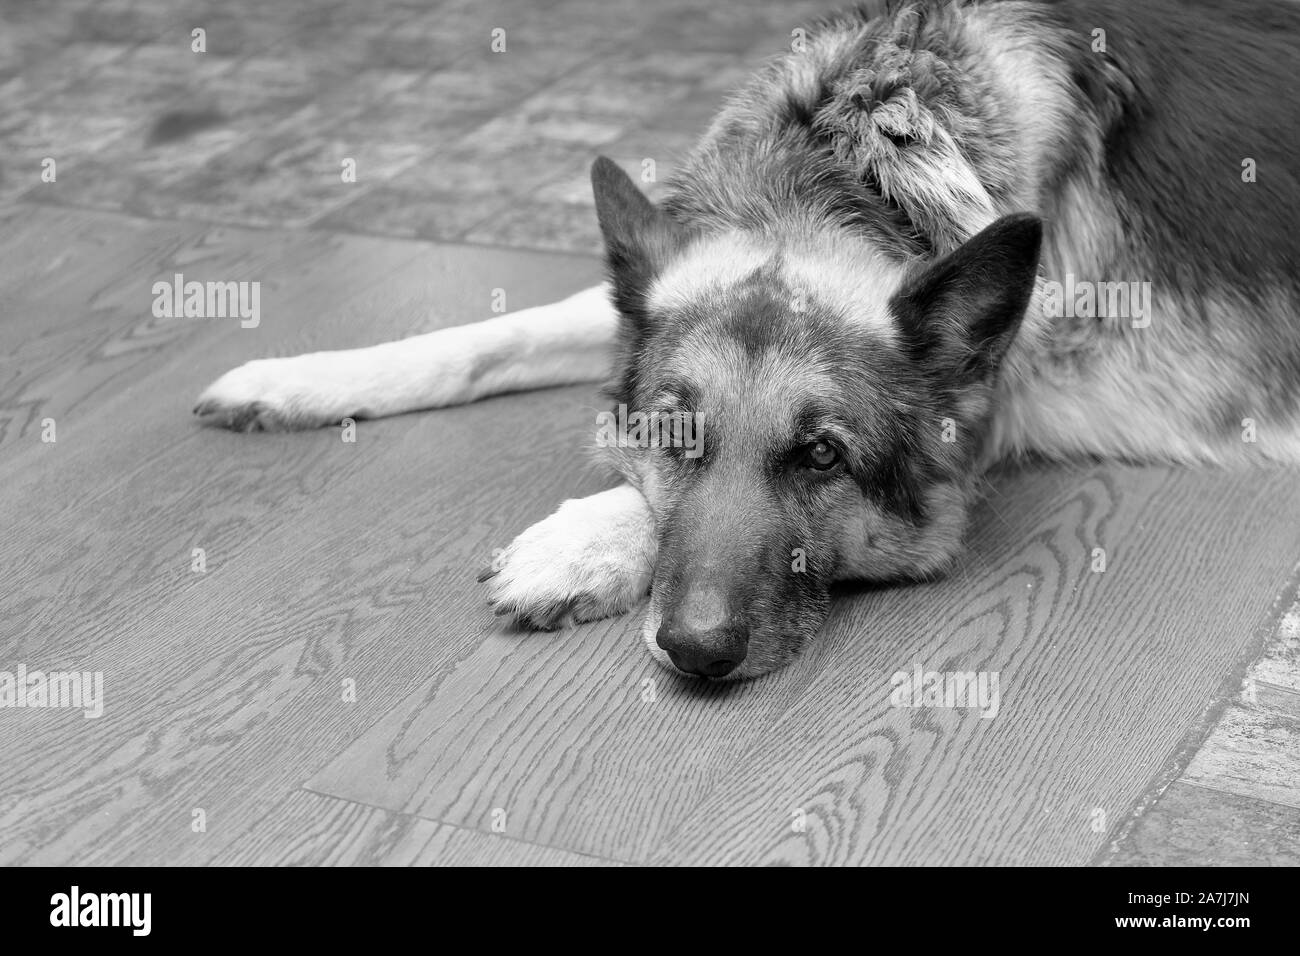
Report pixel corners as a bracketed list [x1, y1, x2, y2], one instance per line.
[195, 0, 1300, 679]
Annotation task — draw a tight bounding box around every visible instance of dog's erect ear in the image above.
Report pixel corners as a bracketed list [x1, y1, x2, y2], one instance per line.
[889, 213, 1042, 383]
[591, 156, 685, 322]
[592, 156, 661, 251]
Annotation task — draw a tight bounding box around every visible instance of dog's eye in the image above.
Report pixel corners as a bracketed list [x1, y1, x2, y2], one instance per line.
[805, 441, 840, 470]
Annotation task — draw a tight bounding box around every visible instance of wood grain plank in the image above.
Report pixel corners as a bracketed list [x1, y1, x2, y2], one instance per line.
[0, 211, 607, 865]
[213, 789, 619, 866]
[0, 206, 203, 345]
[0, 206, 437, 458]
[0, 384, 610, 866]
[305, 463, 1300, 865]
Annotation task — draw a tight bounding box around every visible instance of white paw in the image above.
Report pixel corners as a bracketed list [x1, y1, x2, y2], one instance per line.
[481, 486, 656, 630]
[194, 355, 362, 431]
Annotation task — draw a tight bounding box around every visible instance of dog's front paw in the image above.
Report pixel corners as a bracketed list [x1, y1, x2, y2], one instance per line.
[480, 486, 656, 630]
[194, 356, 352, 432]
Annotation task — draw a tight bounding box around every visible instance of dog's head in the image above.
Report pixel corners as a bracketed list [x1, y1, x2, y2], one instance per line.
[590, 158, 1041, 679]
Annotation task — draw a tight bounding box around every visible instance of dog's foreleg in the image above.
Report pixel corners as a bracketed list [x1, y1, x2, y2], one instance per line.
[194, 284, 615, 431]
[479, 483, 657, 629]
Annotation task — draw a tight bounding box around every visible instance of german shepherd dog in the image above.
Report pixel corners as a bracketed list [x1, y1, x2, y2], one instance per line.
[195, 0, 1300, 679]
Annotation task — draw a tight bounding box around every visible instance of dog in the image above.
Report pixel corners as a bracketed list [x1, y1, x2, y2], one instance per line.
[193, 0, 1300, 680]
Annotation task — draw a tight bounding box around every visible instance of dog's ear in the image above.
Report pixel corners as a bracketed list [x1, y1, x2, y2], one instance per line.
[591, 156, 685, 323]
[889, 213, 1042, 382]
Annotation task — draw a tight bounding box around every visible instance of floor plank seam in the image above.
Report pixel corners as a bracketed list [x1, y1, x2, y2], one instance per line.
[297, 784, 636, 866]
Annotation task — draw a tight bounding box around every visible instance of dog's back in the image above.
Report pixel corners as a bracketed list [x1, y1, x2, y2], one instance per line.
[665, 0, 1300, 463]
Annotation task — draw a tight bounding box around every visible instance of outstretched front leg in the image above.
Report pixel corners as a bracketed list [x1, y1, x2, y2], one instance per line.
[194, 284, 615, 430]
[480, 484, 656, 630]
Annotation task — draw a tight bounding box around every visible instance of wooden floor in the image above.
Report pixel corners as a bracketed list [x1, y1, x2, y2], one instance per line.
[0, 205, 1297, 865]
[2, 0, 1300, 866]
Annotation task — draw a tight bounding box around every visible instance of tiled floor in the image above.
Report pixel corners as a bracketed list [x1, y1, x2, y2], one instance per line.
[3, 0, 819, 249]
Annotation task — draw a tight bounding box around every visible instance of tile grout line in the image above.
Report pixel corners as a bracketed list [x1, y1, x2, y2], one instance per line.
[1176, 776, 1300, 815]
[10, 195, 602, 262]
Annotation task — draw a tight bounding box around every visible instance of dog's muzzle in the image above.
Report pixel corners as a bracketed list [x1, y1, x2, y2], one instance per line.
[654, 584, 748, 678]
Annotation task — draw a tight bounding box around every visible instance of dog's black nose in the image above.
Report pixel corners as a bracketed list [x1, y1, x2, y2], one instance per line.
[656, 623, 748, 678]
